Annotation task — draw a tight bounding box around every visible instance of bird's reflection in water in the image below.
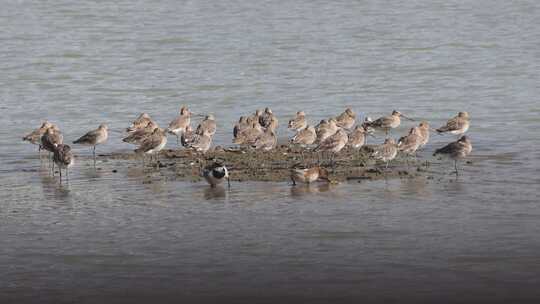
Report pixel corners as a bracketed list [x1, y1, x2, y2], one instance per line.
[290, 182, 333, 197]
[81, 166, 104, 179]
[38, 166, 71, 200]
[204, 186, 227, 200]
[399, 176, 432, 198]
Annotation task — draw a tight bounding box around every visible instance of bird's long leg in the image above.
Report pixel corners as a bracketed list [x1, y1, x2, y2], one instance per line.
[454, 160, 459, 175]
[66, 168, 69, 183]
[59, 167, 62, 183]
[176, 134, 179, 146]
[156, 152, 160, 170]
[385, 160, 389, 169]
[93, 146, 96, 167]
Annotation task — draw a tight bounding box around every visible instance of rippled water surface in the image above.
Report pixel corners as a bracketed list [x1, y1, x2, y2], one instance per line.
[1, 0, 540, 303]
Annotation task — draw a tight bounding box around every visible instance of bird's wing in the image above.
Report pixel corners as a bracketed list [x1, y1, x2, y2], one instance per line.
[74, 130, 98, 143]
[434, 141, 460, 155]
[438, 117, 466, 132]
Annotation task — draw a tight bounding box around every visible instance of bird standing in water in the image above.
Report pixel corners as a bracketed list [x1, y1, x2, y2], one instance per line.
[203, 162, 230, 188]
[73, 124, 108, 165]
[22, 121, 53, 154]
[53, 144, 74, 183]
[291, 166, 330, 186]
[434, 135, 472, 175]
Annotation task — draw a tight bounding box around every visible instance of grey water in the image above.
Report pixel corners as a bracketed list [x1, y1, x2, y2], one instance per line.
[1, 0, 540, 303]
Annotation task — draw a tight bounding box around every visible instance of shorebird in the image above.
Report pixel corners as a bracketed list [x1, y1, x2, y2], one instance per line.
[73, 124, 108, 164]
[266, 115, 279, 132]
[166, 106, 192, 145]
[290, 166, 330, 185]
[233, 116, 250, 138]
[252, 128, 277, 151]
[249, 109, 263, 126]
[335, 108, 356, 130]
[53, 144, 74, 182]
[203, 162, 230, 188]
[315, 128, 348, 165]
[233, 121, 263, 146]
[417, 121, 431, 149]
[436, 112, 470, 137]
[316, 129, 348, 153]
[316, 118, 338, 143]
[122, 120, 158, 145]
[196, 114, 216, 136]
[22, 121, 53, 153]
[371, 138, 398, 169]
[259, 107, 276, 129]
[181, 125, 196, 147]
[291, 125, 317, 146]
[41, 125, 63, 169]
[188, 129, 213, 153]
[135, 128, 167, 168]
[433, 135, 472, 175]
[348, 125, 367, 149]
[288, 111, 307, 131]
[365, 110, 414, 137]
[127, 113, 153, 133]
[397, 127, 422, 156]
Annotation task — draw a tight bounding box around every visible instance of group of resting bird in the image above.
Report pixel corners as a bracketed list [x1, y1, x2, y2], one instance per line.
[22, 106, 472, 185]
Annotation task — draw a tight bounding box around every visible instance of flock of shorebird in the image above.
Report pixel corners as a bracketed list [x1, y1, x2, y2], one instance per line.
[22, 106, 472, 186]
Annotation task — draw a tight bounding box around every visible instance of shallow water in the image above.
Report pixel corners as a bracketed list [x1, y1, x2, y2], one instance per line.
[1, 0, 540, 303]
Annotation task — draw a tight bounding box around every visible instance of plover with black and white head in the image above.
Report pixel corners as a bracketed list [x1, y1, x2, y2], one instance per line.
[203, 162, 230, 188]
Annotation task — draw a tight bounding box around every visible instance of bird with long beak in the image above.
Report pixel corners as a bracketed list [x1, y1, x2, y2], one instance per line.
[433, 135, 472, 175]
[41, 125, 63, 171]
[203, 162, 230, 188]
[73, 124, 108, 165]
[233, 116, 250, 138]
[123, 120, 159, 145]
[316, 118, 339, 143]
[53, 144, 74, 183]
[365, 110, 414, 137]
[291, 166, 330, 186]
[288, 111, 307, 132]
[348, 125, 368, 149]
[335, 108, 356, 130]
[436, 112, 470, 137]
[259, 107, 275, 129]
[417, 121, 431, 149]
[371, 138, 398, 169]
[23, 121, 53, 153]
[126, 113, 153, 133]
[134, 128, 167, 168]
[397, 127, 422, 156]
[166, 106, 192, 145]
